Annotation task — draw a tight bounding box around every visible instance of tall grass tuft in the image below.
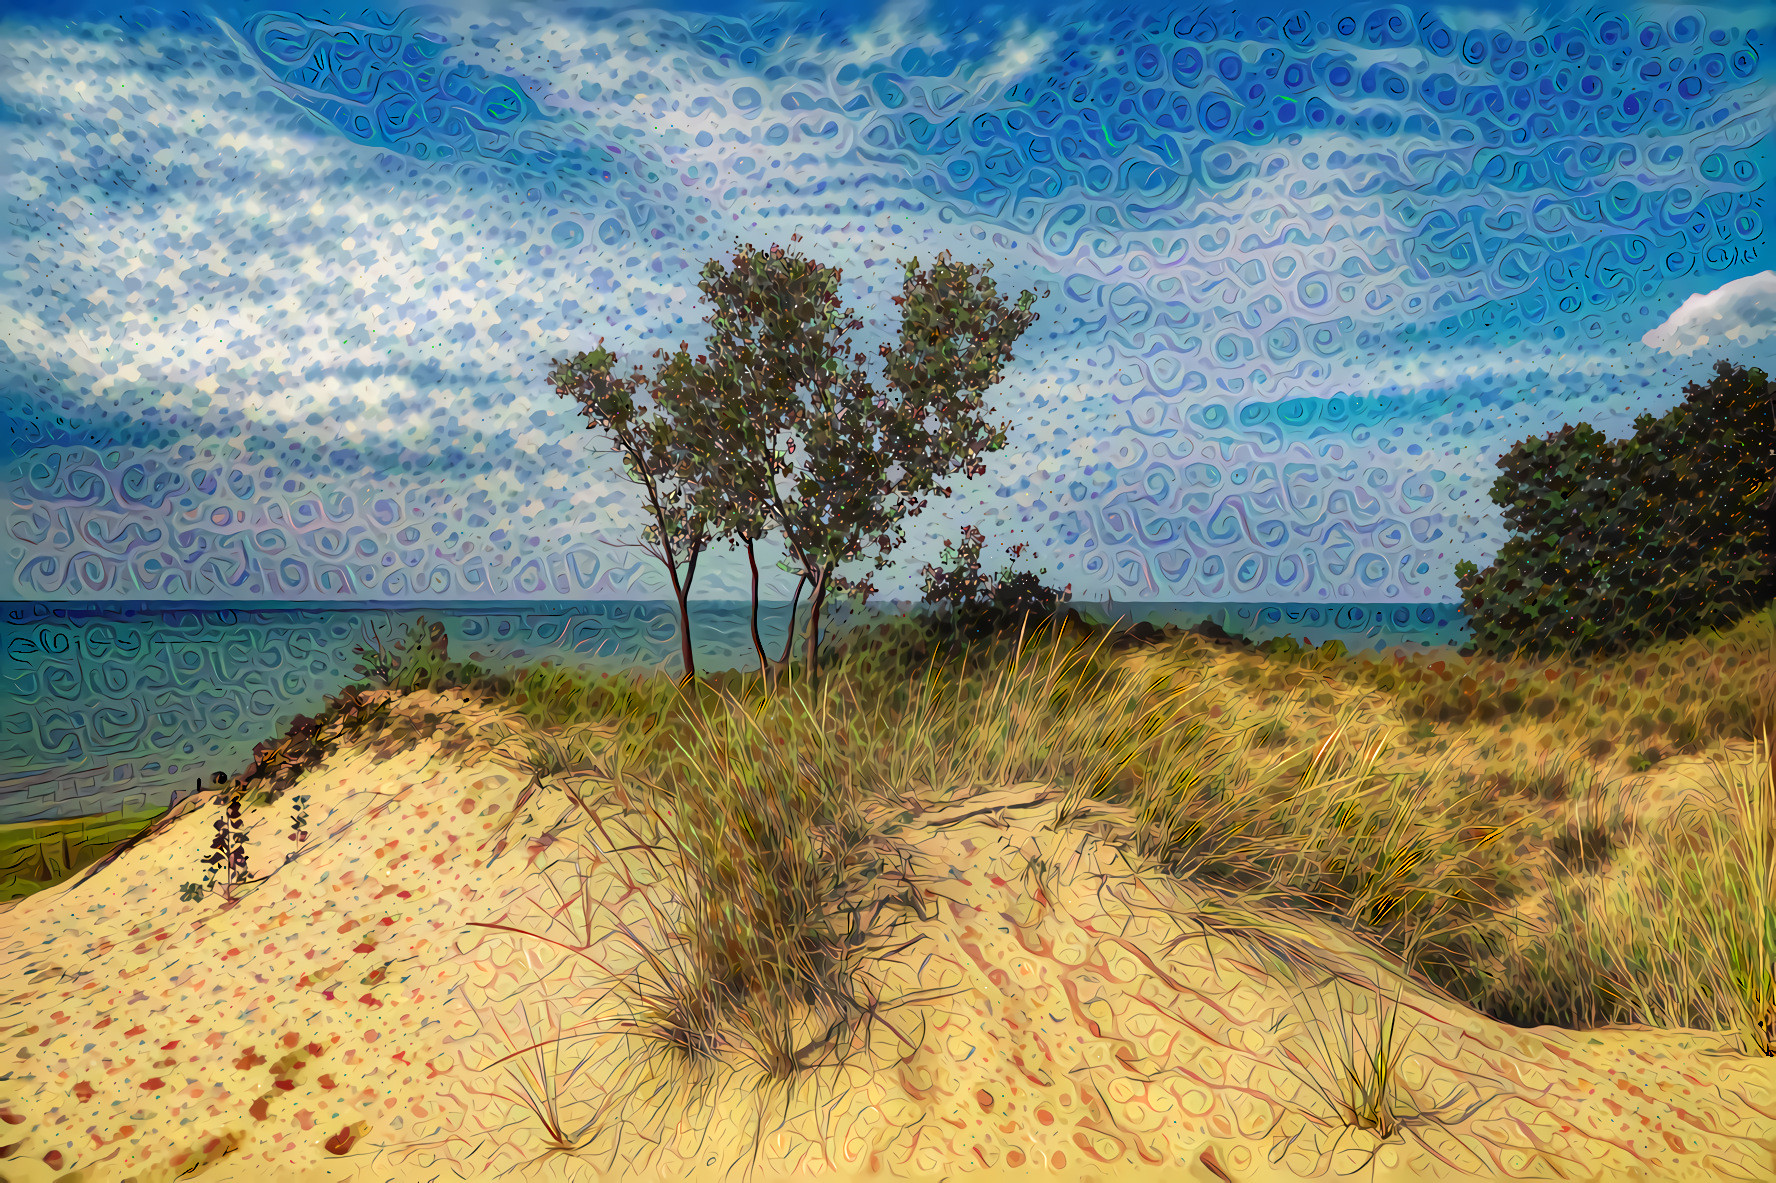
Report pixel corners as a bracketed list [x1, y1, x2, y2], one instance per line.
[1275, 975, 1420, 1142]
[1709, 736, 1776, 1055]
[659, 691, 868, 1008]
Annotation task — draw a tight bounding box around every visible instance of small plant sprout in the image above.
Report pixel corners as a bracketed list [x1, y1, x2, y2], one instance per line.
[283, 793, 312, 865]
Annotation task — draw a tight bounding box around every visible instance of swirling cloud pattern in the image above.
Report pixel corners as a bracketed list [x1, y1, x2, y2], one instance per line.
[4, 0, 1774, 603]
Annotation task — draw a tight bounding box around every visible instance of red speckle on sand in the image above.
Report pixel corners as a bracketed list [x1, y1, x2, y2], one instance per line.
[324, 1126, 358, 1155]
[72, 1082, 96, 1102]
[43, 1149, 63, 1169]
[139, 1077, 165, 1091]
[249, 1098, 271, 1121]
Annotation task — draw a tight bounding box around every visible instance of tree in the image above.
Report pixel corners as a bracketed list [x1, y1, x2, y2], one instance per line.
[1455, 360, 1775, 659]
[656, 240, 1039, 689]
[794, 249, 1041, 685]
[649, 238, 849, 686]
[546, 345, 711, 683]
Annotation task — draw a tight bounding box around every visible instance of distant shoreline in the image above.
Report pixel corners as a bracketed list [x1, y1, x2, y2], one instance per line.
[1, 600, 1472, 828]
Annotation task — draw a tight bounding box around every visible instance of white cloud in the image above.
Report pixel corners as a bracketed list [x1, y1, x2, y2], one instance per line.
[1642, 271, 1776, 355]
[973, 19, 1055, 85]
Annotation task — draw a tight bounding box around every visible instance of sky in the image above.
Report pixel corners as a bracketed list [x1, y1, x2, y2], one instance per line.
[3, 0, 1774, 604]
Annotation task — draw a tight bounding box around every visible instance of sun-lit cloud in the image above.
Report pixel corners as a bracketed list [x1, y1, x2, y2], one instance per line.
[1642, 271, 1776, 357]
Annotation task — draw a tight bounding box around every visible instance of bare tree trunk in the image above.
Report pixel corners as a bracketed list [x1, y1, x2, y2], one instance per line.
[775, 573, 807, 670]
[745, 535, 770, 685]
[802, 566, 831, 691]
[670, 546, 700, 686]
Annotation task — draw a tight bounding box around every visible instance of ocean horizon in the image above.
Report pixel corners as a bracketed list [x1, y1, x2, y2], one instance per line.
[0, 598, 1471, 825]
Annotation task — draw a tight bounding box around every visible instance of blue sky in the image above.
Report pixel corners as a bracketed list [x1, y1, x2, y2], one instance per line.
[3, 0, 1774, 603]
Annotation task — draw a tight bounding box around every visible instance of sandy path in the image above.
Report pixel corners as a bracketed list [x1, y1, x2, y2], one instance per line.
[2, 691, 1774, 1183]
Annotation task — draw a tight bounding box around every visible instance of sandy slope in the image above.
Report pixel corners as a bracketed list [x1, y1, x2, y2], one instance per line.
[2, 689, 1775, 1183]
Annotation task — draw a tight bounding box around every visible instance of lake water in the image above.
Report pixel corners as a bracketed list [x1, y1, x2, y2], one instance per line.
[0, 599, 1469, 824]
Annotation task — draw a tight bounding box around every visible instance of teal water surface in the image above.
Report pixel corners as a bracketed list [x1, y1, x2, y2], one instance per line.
[0, 599, 1469, 824]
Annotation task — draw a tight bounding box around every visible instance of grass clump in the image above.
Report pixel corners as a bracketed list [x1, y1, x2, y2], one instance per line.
[1504, 735, 1776, 1051]
[1274, 977, 1421, 1143]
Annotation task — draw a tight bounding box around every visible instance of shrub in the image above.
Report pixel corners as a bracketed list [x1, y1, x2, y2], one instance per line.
[237, 685, 390, 802]
[1258, 635, 1308, 660]
[352, 618, 482, 695]
[1456, 360, 1775, 660]
[917, 525, 1072, 642]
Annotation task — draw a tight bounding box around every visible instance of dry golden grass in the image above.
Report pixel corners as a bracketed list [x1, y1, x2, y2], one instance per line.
[462, 605, 1776, 1069]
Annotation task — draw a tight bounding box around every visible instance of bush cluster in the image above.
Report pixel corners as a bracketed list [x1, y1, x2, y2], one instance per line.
[1456, 360, 1775, 660]
[351, 616, 483, 694]
[916, 524, 1072, 641]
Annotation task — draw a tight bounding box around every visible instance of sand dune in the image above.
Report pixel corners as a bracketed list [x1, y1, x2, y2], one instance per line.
[3, 689, 1774, 1183]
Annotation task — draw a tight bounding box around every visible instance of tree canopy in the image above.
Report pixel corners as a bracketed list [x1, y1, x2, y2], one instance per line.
[1456, 359, 1775, 660]
[547, 239, 1040, 687]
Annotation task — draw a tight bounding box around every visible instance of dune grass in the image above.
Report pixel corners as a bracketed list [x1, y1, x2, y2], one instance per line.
[457, 605, 1776, 1056]
[1510, 735, 1776, 1052]
[114, 601, 1776, 1164]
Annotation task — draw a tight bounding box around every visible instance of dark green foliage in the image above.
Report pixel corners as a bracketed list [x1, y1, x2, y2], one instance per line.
[1456, 360, 1776, 659]
[1256, 634, 1345, 662]
[548, 238, 1040, 689]
[917, 524, 1072, 641]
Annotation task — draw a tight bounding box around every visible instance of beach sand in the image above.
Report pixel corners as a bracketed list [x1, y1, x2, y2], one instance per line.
[3, 688, 1775, 1183]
